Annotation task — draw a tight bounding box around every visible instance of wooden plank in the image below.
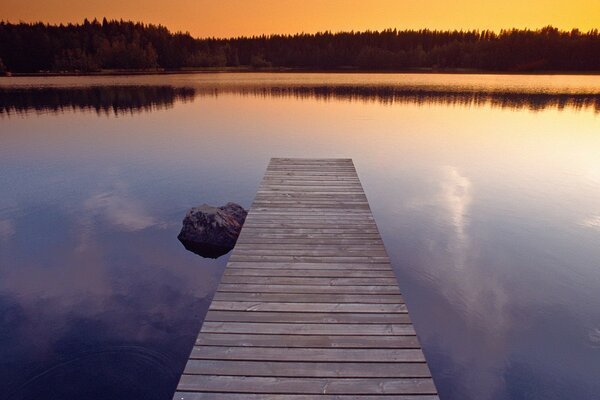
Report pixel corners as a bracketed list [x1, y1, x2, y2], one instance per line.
[264, 170, 359, 174]
[236, 239, 385, 245]
[222, 269, 396, 277]
[208, 301, 407, 313]
[212, 292, 405, 304]
[176, 376, 437, 395]
[237, 229, 381, 235]
[254, 191, 366, 196]
[204, 310, 411, 324]
[173, 158, 436, 399]
[246, 211, 372, 216]
[253, 198, 368, 202]
[235, 239, 387, 246]
[236, 223, 379, 229]
[190, 347, 425, 362]
[246, 211, 373, 216]
[260, 180, 364, 186]
[248, 201, 369, 209]
[174, 394, 440, 400]
[200, 322, 416, 335]
[238, 225, 379, 230]
[271, 158, 353, 162]
[234, 241, 383, 247]
[184, 360, 431, 378]
[265, 165, 357, 169]
[216, 284, 400, 294]
[247, 210, 372, 214]
[195, 333, 420, 348]
[230, 251, 389, 258]
[249, 204, 369, 209]
[244, 217, 375, 223]
[237, 235, 383, 241]
[225, 262, 393, 271]
[234, 242, 385, 248]
[227, 256, 391, 263]
[233, 242, 384, 249]
[260, 179, 362, 184]
[219, 276, 398, 286]
[264, 172, 362, 176]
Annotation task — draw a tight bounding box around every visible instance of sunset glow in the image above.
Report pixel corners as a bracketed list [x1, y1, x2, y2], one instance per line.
[1, 0, 599, 37]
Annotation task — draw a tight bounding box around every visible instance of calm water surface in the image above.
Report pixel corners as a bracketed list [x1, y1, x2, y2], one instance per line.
[1, 73, 599, 400]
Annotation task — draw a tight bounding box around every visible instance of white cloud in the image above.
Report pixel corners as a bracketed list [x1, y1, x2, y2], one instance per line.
[441, 166, 472, 244]
[580, 215, 600, 231]
[84, 191, 164, 232]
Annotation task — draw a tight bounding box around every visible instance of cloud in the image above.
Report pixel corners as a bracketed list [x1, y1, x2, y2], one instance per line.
[84, 191, 164, 232]
[580, 215, 600, 231]
[440, 166, 472, 267]
[74, 184, 168, 252]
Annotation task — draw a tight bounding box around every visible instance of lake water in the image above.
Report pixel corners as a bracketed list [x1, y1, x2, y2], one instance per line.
[1, 73, 599, 400]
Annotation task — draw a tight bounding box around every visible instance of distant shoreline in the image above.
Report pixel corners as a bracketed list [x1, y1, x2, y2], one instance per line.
[5, 67, 600, 77]
[5, 22, 600, 78]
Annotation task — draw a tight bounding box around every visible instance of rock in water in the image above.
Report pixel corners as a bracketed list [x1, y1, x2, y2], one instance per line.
[178, 202, 247, 258]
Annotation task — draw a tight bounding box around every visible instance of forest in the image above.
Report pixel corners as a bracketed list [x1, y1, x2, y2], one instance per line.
[1, 19, 600, 73]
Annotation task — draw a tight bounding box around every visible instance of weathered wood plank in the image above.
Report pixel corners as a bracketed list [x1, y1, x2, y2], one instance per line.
[208, 301, 407, 313]
[245, 212, 372, 217]
[190, 347, 425, 362]
[230, 252, 389, 259]
[237, 239, 384, 244]
[255, 192, 366, 196]
[183, 360, 431, 378]
[235, 223, 379, 229]
[216, 284, 400, 294]
[264, 171, 362, 176]
[235, 242, 385, 248]
[204, 310, 411, 324]
[212, 292, 405, 304]
[233, 243, 385, 250]
[223, 269, 396, 277]
[261, 180, 364, 186]
[176, 376, 437, 395]
[200, 322, 416, 335]
[225, 262, 393, 271]
[227, 256, 391, 263]
[219, 277, 397, 286]
[173, 158, 435, 399]
[244, 217, 375, 223]
[236, 231, 380, 237]
[174, 394, 440, 400]
[271, 158, 353, 162]
[195, 333, 419, 348]
[248, 212, 371, 217]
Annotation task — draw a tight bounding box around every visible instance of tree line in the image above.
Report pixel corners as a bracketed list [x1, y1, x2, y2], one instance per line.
[1, 19, 599, 73]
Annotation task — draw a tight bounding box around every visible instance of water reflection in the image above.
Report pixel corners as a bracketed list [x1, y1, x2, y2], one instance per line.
[0, 85, 195, 115]
[0, 271, 210, 400]
[177, 240, 233, 259]
[1, 73, 599, 400]
[200, 85, 600, 112]
[2, 79, 600, 115]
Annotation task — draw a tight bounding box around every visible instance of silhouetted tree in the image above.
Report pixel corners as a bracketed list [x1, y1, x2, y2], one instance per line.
[1, 20, 599, 72]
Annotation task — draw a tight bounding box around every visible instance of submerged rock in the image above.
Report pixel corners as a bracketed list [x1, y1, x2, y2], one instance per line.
[178, 202, 247, 258]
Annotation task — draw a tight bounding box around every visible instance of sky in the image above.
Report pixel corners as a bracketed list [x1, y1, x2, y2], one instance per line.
[1, 0, 599, 38]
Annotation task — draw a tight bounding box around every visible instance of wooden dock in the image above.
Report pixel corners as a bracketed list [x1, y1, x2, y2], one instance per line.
[173, 158, 438, 399]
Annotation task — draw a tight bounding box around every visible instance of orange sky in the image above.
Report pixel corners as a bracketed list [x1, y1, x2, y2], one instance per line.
[1, 0, 598, 38]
